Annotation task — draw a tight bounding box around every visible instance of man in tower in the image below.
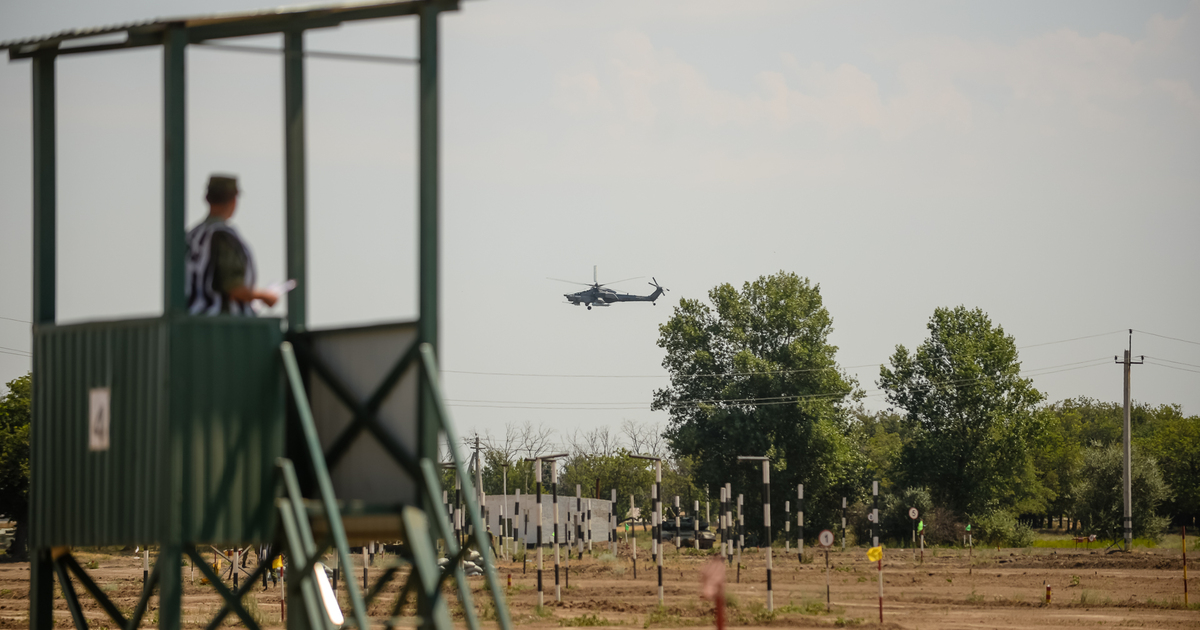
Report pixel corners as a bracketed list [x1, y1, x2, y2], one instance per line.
[185, 174, 278, 315]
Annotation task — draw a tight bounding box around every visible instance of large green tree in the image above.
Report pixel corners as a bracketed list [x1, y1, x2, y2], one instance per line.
[879, 306, 1047, 517]
[1138, 412, 1200, 525]
[1071, 442, 1171, 541]
[0, 373, 31, 557]
[652, 272, 866, 536]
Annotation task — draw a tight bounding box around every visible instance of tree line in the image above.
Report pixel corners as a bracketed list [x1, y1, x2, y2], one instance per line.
[650, 271, 1198, 547]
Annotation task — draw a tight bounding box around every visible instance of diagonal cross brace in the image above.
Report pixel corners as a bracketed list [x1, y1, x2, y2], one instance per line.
[417, 344, 514, 630]
[282, 341, 373, 630]
[294, 339, 422, 477]
[185, 546, 263, 630]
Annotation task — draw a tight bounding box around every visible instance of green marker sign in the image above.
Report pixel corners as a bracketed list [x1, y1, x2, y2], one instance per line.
[966, 524, 971, 532]
[918, 520, 924, 532]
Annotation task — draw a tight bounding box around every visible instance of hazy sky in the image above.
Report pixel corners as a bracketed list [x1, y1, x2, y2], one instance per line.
[2, 0, 1198, 450]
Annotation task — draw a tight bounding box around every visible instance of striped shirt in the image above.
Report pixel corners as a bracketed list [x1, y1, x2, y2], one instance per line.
[185, 216, 257, 316]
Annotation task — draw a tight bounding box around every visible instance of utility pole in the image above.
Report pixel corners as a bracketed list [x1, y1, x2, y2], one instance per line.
[1115, 330, 1143, 552]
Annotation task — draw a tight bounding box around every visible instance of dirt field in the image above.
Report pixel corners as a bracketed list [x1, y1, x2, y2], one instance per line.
[0, 542, 1195, 629]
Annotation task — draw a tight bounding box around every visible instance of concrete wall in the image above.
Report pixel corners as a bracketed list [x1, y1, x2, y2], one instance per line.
[476, 494, 615, 546]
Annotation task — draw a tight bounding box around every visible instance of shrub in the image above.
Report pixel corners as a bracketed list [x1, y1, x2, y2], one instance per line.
[971, 510, 1034, 548]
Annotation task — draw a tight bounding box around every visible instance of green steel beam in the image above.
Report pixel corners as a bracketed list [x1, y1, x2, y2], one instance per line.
[281, 342, 371, 630]
[32, 50, 55, 325]
[418, 345, 515, 630]
[124, 560, 160, 630]
[284, 30, 307, 332]
[29, 51, 55, 630]
[61, 554, 129, 628]
[417, 0, 441, 465]
[158, 545, 183, 630]
[6, 1, 461, 59]
[52, 560, 87, 630]
[162, 28, 187, 315]
[30, 548, 53, 630]
[184, 547, 262, 630]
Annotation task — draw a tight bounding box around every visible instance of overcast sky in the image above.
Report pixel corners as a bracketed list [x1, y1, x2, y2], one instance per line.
[1, 0, 1198, 449]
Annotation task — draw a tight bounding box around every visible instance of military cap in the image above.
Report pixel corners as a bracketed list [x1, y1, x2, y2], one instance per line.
[205, 174, 240, 203]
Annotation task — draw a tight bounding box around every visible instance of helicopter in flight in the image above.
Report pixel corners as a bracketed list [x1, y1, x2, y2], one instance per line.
[550, 267, 668, 310]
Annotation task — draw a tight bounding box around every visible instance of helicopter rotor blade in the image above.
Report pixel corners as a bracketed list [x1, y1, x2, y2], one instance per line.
[547, 277, 593, 286]
[597, 276, 644, 287]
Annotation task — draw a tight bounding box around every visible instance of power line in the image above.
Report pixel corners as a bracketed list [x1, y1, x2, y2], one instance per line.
[0, 349, 32, 359]
[445, 357, 1112, 411]
[443, 329, 1129, 380]
[1145, 361, 1200, 375]
[1134, 329, 1200, 347]
[0, 345, 31, 356]
[0, 316, 31, 324]
[1143, 356, 1200, 370]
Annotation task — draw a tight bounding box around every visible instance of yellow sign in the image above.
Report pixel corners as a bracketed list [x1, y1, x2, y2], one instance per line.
[867, 545, 883, 562]
[272, 555, 284, 570]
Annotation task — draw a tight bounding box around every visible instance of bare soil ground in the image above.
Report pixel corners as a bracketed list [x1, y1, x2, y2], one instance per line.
[0, 543, 1194, 629]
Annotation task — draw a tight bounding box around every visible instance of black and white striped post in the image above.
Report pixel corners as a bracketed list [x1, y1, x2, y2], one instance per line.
[785, 500, 791, 553]
[693, 500, 700, 549]
[629, 494, 637, 578]
[724, 482, 733, 565]
[718, 486, 727, 560]
[534, 458, 544, 607]
[525, 452, 568, 608]
[798, 484, 805, 556]
[650, 483, 658, 562]
[610, 489, 617, 555]
[631, 454, 664, 605]
[513, 489, 521, 560]
[841, 497, 847, 552]
[871, 480, 880, 547]
[576, 485, 583, 559]
[553, 460, 562, 601]
[501, 463, 509, 560]
[738, 456, 773, 611]
[674, 496, 681, 548]
[729, 494, 739, 583]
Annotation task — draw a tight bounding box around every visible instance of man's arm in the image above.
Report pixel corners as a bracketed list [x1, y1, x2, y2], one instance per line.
[228, 285, 278, 307]
[212, 231, 278, 307]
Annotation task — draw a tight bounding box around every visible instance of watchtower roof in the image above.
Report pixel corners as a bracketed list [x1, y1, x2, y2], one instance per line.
[1, 0, 442, 58]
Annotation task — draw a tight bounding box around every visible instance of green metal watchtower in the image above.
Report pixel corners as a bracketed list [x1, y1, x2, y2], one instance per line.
[2, 3, 510, 630]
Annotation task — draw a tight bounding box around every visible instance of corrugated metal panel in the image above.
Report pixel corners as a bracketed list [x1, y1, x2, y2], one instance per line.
[171, 318, 283, 545]
[31, 316, 283, 547]
[32, 318, 166, 547]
